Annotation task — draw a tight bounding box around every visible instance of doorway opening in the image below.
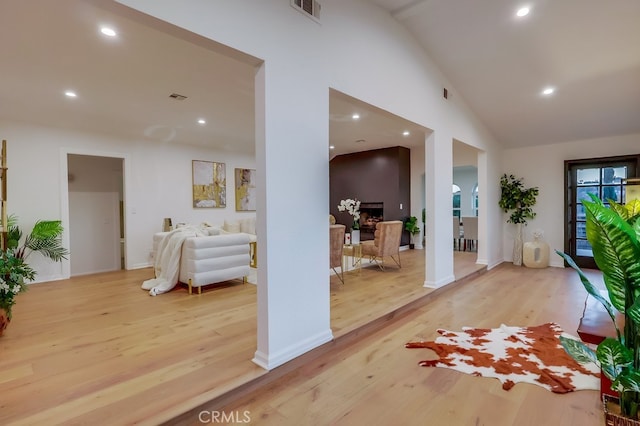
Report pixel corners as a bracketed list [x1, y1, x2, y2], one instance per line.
[67, 154, 124, 276]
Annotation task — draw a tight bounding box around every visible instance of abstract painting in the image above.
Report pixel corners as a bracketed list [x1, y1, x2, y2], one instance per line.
[192, 160, 226, 208]
[235, 168, 256, 211]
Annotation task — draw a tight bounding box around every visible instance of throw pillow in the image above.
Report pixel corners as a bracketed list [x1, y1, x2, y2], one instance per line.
[223, 220, 241, 233]
[240, 217, 256, 235]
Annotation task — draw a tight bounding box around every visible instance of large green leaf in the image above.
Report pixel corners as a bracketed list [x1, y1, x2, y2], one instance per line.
[29, 220, 64, 239]
[559, 335, 598, 365]
[583, 199, 640, 311]
[616, 368, 640, 393]
[628, 297, 640, 325]
[626, 199, 640, 218]
[597, 337, 633, 381]
[556, 250, 621, 339]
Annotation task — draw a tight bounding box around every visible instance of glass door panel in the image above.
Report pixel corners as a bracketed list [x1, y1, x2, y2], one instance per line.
[566, 159, 636, 269]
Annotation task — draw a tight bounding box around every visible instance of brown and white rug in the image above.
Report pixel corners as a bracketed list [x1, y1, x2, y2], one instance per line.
[405, 322, 600, 393]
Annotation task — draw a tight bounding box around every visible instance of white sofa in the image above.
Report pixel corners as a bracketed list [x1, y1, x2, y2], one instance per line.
[152, 231, 251, 294]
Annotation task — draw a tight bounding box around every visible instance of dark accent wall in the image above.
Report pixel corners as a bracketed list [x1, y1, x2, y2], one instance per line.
[330, 146, 411, 244]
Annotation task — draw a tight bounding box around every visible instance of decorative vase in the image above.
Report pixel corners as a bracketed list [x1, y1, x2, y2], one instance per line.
[351, 229, 360, 245]
[513, 223, 523, 266]
[604, 395, 640, 426]
[523, 233, 550, 268]
[0, 308, 9, 337]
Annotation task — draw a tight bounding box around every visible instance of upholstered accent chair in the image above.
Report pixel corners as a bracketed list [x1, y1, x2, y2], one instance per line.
[361, 220, 403, 271]
[461, 216, 478, 252]
[330, 224, 346, 283]
[453, 216, 462, 251]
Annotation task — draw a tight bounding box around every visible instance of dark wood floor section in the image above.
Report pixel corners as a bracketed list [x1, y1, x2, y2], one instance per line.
[1, 250, 603, 425]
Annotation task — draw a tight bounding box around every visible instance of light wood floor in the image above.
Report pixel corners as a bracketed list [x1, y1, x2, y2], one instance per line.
[1, 249, 556, 425]
[219, 262, 605, 426]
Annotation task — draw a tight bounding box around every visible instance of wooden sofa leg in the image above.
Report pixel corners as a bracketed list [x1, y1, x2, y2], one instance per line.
[188, 278, 192, 295]
[198, 286, 202, 295]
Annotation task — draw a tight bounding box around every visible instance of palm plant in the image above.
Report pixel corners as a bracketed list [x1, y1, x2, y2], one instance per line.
[557, 194, 640, 419]
[6, 215, 69, 262]
[0, 215, 68, 322]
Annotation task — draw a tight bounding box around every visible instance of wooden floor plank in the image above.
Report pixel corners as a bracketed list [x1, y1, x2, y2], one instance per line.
[1, 249, 487, 424]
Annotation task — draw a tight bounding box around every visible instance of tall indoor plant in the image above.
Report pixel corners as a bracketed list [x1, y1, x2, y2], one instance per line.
[0, 216, 68, 334]
[557, 195, 640, 420]
[405, 216, 420, 249]
[498, 173, 539, 266]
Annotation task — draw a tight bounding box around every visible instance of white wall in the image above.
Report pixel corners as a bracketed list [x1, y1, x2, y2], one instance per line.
[114, 0, 504, 367]
[2, 120, 255, 281]
[410, 144, 426, 249]
[502, 132, 640, 267]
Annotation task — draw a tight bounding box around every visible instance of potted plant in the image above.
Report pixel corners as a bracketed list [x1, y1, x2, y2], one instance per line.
[405, 216, 420, 249]
[337, 198, 361, 244]
[557, 195, 640, 421]
[498, 173, 539, 266]
[0, 216, 68, 335]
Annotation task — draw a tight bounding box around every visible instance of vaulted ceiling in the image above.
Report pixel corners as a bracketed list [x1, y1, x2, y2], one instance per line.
[1, 0, 638, 157]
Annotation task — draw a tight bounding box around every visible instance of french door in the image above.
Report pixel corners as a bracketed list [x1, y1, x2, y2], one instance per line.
[565, 155, 639, 269]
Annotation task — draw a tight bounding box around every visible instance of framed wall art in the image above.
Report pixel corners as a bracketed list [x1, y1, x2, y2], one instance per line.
[192, 160, 226, 208]
[235, 168, 256, 211]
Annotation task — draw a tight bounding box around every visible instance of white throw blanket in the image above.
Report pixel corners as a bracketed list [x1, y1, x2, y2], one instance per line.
[142, 226, 206, 296]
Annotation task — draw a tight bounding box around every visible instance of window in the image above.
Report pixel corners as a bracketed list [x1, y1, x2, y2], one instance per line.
[565, 155, 639, 269]
[472, 183, 479, 216]
[452, 184, 461, 219]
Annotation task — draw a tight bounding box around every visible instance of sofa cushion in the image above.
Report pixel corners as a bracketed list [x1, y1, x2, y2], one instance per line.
[223, 220, 241, 233]
[240, 217, 256, 235]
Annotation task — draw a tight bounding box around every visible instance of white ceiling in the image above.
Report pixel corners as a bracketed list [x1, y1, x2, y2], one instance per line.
[369, 0, 640, 148]
[1, 0, 638, 158]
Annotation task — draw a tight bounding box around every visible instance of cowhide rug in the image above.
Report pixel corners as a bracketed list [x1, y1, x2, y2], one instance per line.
[405, 322, 600, 393]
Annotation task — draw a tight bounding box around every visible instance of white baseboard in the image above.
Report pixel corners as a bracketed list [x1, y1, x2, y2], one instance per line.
[252, 328, 334, 370]
[424, 274, 455, 288]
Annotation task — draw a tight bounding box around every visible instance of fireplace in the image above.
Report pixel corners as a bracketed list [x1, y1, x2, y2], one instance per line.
[359, 202, 383, 240]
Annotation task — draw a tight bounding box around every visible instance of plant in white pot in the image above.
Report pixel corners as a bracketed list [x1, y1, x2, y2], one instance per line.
[337, 198, 361, 244]
[498, 174, 539, 266]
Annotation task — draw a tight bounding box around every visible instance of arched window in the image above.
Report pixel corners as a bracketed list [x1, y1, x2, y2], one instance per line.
[472, 183, 479, 216]
[452, 184, 461, 219]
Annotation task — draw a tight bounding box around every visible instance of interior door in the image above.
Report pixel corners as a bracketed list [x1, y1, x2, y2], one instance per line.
[565, 156, 638, 269]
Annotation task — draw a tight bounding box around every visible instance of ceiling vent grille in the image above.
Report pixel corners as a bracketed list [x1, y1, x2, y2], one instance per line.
[291, 0, 321, 22]
[169, 93, 187, 101]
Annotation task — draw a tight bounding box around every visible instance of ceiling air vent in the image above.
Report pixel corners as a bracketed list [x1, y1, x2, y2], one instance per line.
[169, 93, 187, 101]
[291, 0, 321, 22]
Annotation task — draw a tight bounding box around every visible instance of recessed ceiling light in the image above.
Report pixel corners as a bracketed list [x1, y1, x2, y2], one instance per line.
[516, 7, 530, 17]
[197, 119, 206, 125]
[403, 131, 410, 136]
[542, 87, 555, 95]
[100, 27, 117, 37]
[352, 113, 360, 120]
[64, 91, 77, 98]
[329, 145, 335, 150]
[355, 139, 365, 143]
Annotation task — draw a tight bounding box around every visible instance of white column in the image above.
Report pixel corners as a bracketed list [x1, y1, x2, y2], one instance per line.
[253, 63, 333, 370]
[425, 131, 455, 288]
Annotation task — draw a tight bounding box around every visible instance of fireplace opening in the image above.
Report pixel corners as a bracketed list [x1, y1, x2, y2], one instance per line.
[359, 202, 383, 239]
